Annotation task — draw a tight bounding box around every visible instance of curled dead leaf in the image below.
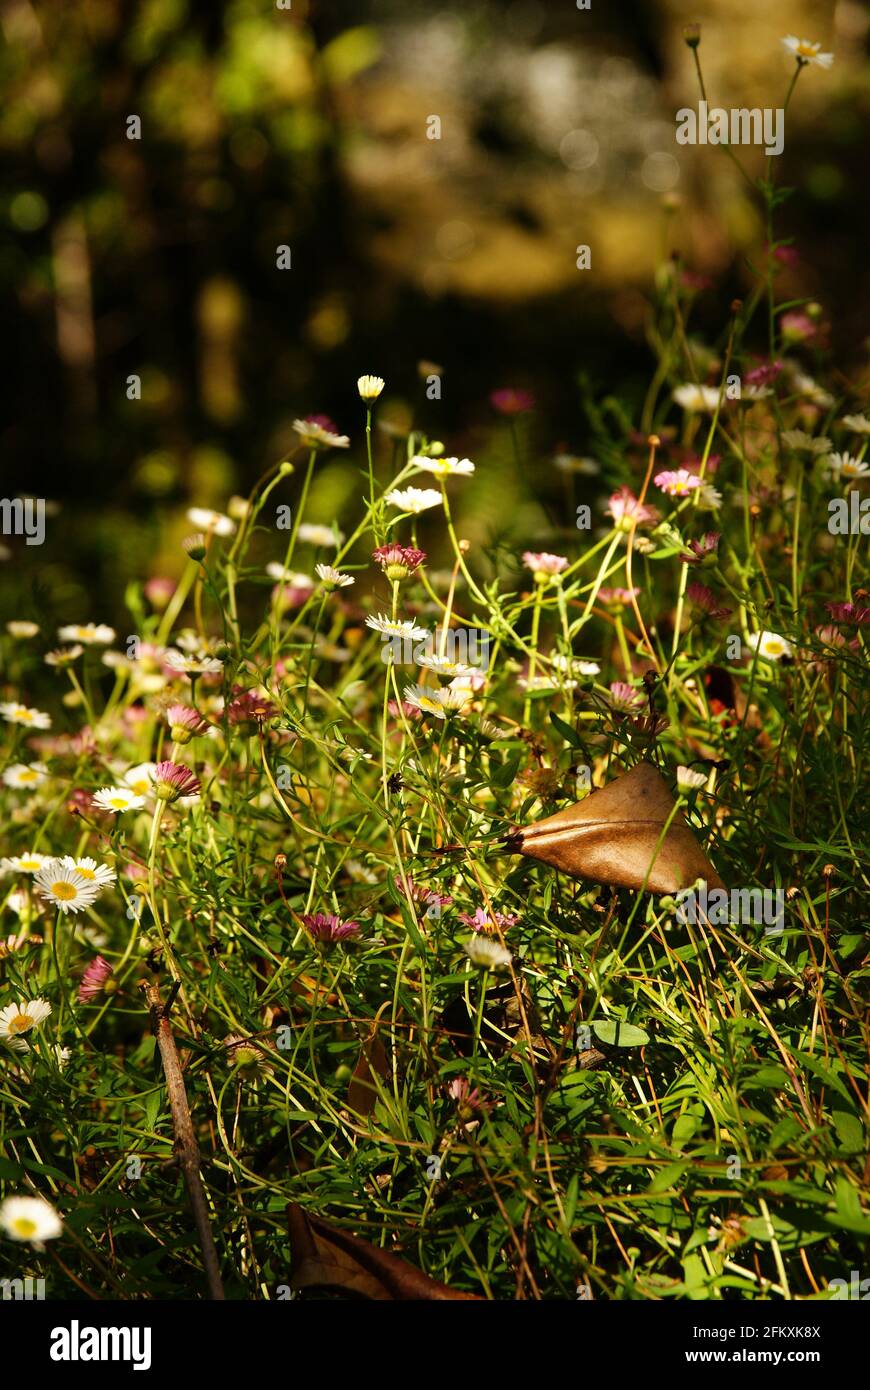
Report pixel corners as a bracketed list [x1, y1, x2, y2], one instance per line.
[287, 1204, 479, 1300]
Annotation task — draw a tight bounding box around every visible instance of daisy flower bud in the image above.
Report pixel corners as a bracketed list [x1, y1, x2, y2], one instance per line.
[372, 544, 426, 582]
[151, 760, 201, 803]
[78, 955, 114, 1002]
[676, 765, 708, 793]
[183, 534, 207, 562]
[357, 375, 385, 402]
[165, 703, 210, 743]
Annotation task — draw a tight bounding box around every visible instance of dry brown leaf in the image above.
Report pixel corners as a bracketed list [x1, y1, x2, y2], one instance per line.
[287, 1204, 479, 1300]
[346, 1021, 390, 1116]
[509, 760, 724, 894]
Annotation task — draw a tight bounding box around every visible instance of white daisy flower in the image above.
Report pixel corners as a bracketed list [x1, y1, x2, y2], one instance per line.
[841, 414, 870, 435]
[384, 487, 443, 513]
[344, 859, 379, 884]
[695, 484, 723, 511]
[34, 862, 103, 915]
[0, 997, 52, 1053]
[6, 621, 40, 638]
[185, 507, 235, 537]
[45, 646, 84, 667]
[554, 454, 600, 476]
[0, 1194, 62, 1244]
[123, 763, 157, 797]
[410, 455, 475, 478]
[365, 614, 430, 641]
[57, 623, 115, 645]
[415, 652, 476, 678]
[174, 631, 206, 654]
[292, 419, 351, 450]
[404, 683, 470, 718]
[164, 650, 224, 677]
[822, 452, 870, 483]
[315, 564, 354, 590]
[297, 524, 343, 548]
[1, 852, 53, 875]
[265, 563, 315, 587]
[357, 375, 385, 401]
[747, 630, 793, 663]
[519, 675, 579, 692]
[92, 786, 147, 814]
[2, 763, 48, 790]
[551, 655, 600, 676]
[791, 373, 834, 408]
[101, 650, 136, 673]
[781, 36, 834, 69]
[0, 702, 51, 730]
[676, 765, 708, 792]
[672, 384, 722, 412]
[59, 856, 116, 888]
[465, 936, 512, 971]
[782, 430, 832, 455]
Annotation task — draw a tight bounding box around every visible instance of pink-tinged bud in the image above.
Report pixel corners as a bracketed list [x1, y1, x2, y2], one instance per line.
[372, 545, 426, 582]
[144, 577, 175, 610]
[78, 955, 114, 1002]
[165, 703, 210, 744]
[152, 760, 201, 803]
[489, 387, 535, 415]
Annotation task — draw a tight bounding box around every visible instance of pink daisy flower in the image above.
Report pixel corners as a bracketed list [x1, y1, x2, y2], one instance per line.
[824, 601, 870, 626]
[654, 468, 702, 497]
[523, 551, 568, 577]
[300, 912, 361, 943]
[687, 581, 732, 619]
[458, 905, 518, 933]
[609, 682, 645, 712]
[606, 487, 660, 532]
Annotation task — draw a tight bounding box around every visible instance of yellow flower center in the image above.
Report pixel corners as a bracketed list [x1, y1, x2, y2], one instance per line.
[76, 867, 95, 879]
[13, 1218, 37, 1237]
[19, 710, 34, 722]
[796, 41, 818, 57]
[20, 771, 38, 782]
[52, 881, 77, 900]
[9, 1013, 34, 1033]
[21, 859, 40, 870]
[110, 797, 129, 809]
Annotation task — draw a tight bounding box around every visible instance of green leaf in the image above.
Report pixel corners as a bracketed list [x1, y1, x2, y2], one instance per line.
[549, 711, 582, 748]
[831, 1110, 864, 1152]
[593, 1020, 650, 1047]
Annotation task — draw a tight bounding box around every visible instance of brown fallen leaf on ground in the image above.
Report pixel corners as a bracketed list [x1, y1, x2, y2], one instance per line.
[508, 760, 724, 894]
[286, 1205, 480, 1299]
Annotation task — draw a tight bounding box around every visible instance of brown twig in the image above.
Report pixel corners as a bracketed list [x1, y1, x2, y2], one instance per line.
[142, 980, 225, 1300]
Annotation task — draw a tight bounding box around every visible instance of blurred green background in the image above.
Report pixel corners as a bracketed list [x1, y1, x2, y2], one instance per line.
[2, 0, 867, 619]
